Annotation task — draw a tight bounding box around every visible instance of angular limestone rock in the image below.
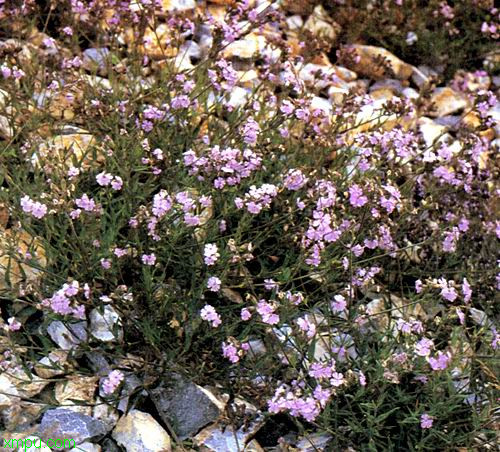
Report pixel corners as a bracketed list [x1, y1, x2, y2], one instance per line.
[112, 410, 172, 452]
[342, 45, 413, 80]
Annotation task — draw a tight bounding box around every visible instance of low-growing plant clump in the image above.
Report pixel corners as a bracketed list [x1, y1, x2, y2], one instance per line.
[0, 0, 498, 450]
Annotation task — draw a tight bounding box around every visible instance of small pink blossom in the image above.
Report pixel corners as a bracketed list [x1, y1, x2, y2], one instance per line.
[102, 370, 124, 395]
[420, 413, 434, 429]
[240, 308, 252, 321]
[6, 317, 21, 331]
[414, 337, 434, 357]
[222, 342, 240, 363]
[203, 244, 219, 266]
[256, 300, 279, 325]
[141, 253, 156, 266]
[200, 304, 222, 328]
[331, 294, 346, 313]
[207, 276, 221, 292]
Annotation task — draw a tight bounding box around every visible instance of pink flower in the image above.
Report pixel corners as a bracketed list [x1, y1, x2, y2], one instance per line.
[462, 278, 471, 302]
[96, 172, 113, 186]
[414, 338, 434, 357]
[348, 184, 368, 207]
[428, 351, 452, 371]
[6, 317, 21, 331]
[207, 276, 221, 292]
[100, 258, 111, 269]
[420, 413, 434, 429]
[141, 253, 156, 266]
[331, 294, 346, 313]
[203, 244, 219, 266]
[102, 370, 124, 395]
[256, 300, 279, 325]
[222, 342, 240, 363]
[200, 304, 222, 328]
[240, 308, 252, 321]
[111, 176, 123, 191]
[438, 278, 458, 302]
[75, 194, 96, 212]
[415, 279, 423, 293]
[264, 279, 279, 291]
[20, 195, 48, 219]
[284, 169, 308, 191]
[330, 372, 345, 387]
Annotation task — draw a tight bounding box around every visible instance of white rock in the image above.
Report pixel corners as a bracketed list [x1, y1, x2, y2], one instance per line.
[402, 87, 419, 100]
[304, 5, 340, 43]
[469, 308, 492, 328]
[90, 305, 123, 342]
[93, 397, 120, 430]
[310, 96, 332, 115]
[411, 65, 439, 88]
[112, 410, 172, 452]
[161, 0, 196, 12]
[286, 15, 303, 30]
[69, 442, 101, 452]
[47, 320, 88, 350]
[429, 87, 469, 117]
[0, 374, 20, 409]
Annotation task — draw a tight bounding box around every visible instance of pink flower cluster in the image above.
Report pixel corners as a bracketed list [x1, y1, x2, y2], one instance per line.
[42, 281, 86, 319]
[102, 370, 124, 395]
[20, 195, 48, 219]
[200, 304, 221, 327]
[183, 145, 262, 189]
[235, 184, 278, 214]
[96, 172, 123, 191]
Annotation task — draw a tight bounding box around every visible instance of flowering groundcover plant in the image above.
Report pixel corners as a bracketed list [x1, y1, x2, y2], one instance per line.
[0, 0, 498, 450]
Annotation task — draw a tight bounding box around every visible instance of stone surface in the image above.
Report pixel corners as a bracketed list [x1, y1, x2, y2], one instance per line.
[303, 5, 341, 44]
[150, 373, 225, 439]
[125, 24, 178, 59]
[194, 399, 264, 452]
[161, 0, 196, 12]
[222, 33, 267, 60]
[82, 48, 110, 73]
[6, 366, 50, 398]
[90, 305, 123, 342]
[112, 410, 172, 452]
[18, 437, 52, 452]
[0, 373, 20, 409]
[0, 229, 46, 291]
[342, 45, 413, 80]
[93, 397, 120, 431]
[55, 375, 98, 415]
[295, 432, 333, 451]
[429, 87, 469, 117]
[1, 401, 45, 431]
[69, 442, 101, 452]
[39, 408, 108, 444]
[35, 350, 70, 379]
[34, 129, 100, 171]
[47, 320, 88, 350]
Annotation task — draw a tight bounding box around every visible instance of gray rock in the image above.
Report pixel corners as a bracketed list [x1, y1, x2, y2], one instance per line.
[150, 373, 225, 439]
[47, 321, 87, 350]
[194, 399, 264, 451]
[82, 48, 110, 72]
[295, 432, 333, 451]
[39, 409, 108, 445]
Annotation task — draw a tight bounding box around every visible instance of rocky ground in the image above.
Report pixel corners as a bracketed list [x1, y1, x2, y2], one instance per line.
[0, 0, 498, 451]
